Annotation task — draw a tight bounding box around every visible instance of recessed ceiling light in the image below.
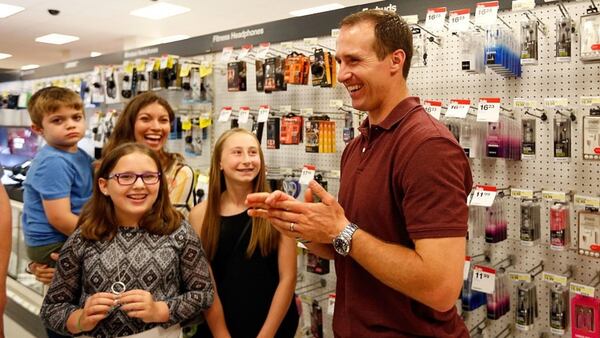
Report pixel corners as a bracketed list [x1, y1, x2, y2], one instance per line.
[130, 2, 190, 20]
[0, 52, 12, 60]
[90, 51, 102, 57]
[0, 3, 25, 18]
[21, 64, 40, 70]
[290, 3, 344, 17]
[153, 35, 190, 45]
[35, 33, 80, 45]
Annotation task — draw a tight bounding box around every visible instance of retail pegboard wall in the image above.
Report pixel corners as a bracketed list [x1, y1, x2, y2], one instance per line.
[409, 2, 600, 337]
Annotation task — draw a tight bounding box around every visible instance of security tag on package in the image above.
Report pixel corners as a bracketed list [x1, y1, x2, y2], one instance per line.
[423, 100, 443, 120]
[258, 105, 270, 123]
[221, 47, 234, 62]
[570, 282, 595, 297]
[238, 107, 250, 124]
[463, 256, 472, 280]
[468, 185, 497, 207]
[218, 107, 232, 122]
[471, 265, 496, 294]
[449, 9, 470, 32]
[477, 97, 501, 122]
[299, 165, 316, 185]
[475, 1, 499, 27]
[511, 188, 534, 199]
[446, 99, 471, 118]
[542, 271, 568, 286]
[425, 7, 447, 32]
[327, 294, 336, 316]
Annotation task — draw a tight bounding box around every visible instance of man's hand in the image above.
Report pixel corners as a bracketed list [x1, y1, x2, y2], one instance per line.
[248, 181, 349, 243]
[30, 252, 59, 284]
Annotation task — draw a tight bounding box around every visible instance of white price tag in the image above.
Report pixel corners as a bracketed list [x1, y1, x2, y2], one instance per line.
[425, 7, 447, 32]
[280, 105, 292, 114]
[238, 44, 252, 59]
[220, 47, 234, 62]
[446, 99, 471, 118]
[574, 195, 600, 209]
[475, 1, 499, 27]
[145, 59, 156, 72]
[331, 29, 340, 38]
[327, 294, 336, 316]
[218, 107, 232, 122]
[468, 185, 498, 207]
[160, 55, 169, 69]
[570, 282, 595, 297]
[542, 190, 568, 202]
[449, 9, 470, 32]
[509, 272, 532, 283]
[512, 0, 536, 11]
[304, 37, 318, 46]
[542, 271, 568, 286]
[463, 257, 472, 280]
[238, 107, 250, 124]
[401, 15, 419, 25]
[301, 108, 314, 116]
[256, 42, 270, 59]
[258, 105, 270, 123]
[471, 265, 496, 294]
[329, 99, 344, 108]
[544, 97, 569, 108]
[281, 41, 294, 50]
[514, 98, 538, 109]
[580, 96, 600, 106]
[299, 165, 316, 185]
[477, 97, 501, 122]
[423, 100, 443, 120]
[511, 188, 534, 199]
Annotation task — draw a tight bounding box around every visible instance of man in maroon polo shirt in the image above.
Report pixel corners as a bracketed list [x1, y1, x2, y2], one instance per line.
[247, 9, 472, 337]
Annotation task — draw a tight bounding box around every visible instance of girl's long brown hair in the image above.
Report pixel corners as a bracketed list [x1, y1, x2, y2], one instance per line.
[79, 143, 182, 240]
[201, 128, 279, 260]
[102, 92, 183, 172]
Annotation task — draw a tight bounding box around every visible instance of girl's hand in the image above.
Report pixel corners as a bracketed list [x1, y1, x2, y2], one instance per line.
[79, 292, 117, 332]
[119, 289, 169, 323]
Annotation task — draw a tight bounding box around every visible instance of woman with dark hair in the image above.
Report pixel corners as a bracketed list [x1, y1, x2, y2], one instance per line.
[103, 92, 195, 214]
[189, 128, 299, 338]
[40, 143, 213, 337]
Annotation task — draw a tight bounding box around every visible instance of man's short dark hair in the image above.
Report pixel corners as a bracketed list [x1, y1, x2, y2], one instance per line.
[341, 9, 413, 78]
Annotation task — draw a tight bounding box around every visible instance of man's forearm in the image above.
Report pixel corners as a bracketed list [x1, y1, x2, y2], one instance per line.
[348, 229, 465, 312]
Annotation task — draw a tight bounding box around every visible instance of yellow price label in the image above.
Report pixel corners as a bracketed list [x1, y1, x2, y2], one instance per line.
[181, 119, 192, 131]
[511, 189, 534, 199]
[199, 118, 212, 129]
[580, 96, 600, 106]
[574, 195, 600, 208]
[124, 62, 134, 73]
[513, 98, 537, 109]
[542, 191, 567, 202]
[179, 63, 192, 77]
[542, 272, 568, 286]
[570, 282, 595, 297]
[199, 64, 213, 78]
[509, 272, 532, 282]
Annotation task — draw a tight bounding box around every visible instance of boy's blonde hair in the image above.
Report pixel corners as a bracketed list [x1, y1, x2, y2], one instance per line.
[27, 86, 83, 127]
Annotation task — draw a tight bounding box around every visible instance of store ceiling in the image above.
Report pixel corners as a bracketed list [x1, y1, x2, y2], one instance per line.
[0, 0, 381, 71]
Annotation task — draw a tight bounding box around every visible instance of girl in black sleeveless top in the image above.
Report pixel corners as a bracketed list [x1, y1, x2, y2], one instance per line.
[189, 129, 299, 338]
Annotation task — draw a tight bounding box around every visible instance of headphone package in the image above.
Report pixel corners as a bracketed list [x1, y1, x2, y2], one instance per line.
[227, 61, 247, 92]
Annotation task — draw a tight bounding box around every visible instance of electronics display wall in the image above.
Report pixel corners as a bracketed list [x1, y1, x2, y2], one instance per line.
[2, 1, 600, 337]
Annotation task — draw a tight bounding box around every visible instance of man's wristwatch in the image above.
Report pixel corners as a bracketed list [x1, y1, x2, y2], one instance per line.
[333, 223, 359, 256]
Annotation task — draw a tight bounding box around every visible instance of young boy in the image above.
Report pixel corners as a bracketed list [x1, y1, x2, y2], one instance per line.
[22, 86, 93, 267]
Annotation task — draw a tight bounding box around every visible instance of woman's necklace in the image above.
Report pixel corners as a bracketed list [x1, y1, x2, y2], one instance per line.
[110, 232, 143, 295]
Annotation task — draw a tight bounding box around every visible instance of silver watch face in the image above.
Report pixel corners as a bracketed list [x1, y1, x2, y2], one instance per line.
[334, 237, 350, 255]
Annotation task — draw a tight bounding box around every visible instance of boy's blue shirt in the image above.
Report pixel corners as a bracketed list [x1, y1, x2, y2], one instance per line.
[22, 145, 93, 247]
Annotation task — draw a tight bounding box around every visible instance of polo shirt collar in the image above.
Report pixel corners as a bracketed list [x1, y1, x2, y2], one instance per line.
[358, 96, 421, 137]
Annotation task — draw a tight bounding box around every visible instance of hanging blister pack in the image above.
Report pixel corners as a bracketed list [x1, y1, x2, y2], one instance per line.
[571, 295, 600, 337]
[550, 202, 570, 250]
[515, 281, 538, 331]
[583, 114, 600, 160]
[580, 12, 600, 62]
[554, 117, 571, 159]
[520, 20, 539, 64]
[549, 284, 569, 334]
[521, 119, 536, 159]
[520, 199, 541, 245]
[556, 17, 573, 61]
